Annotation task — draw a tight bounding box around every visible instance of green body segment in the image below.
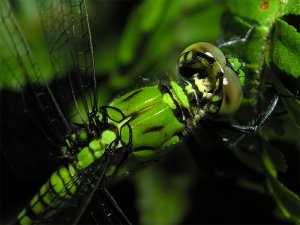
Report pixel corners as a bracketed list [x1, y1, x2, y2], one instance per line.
[110, 86, 185, 150]
[16, 42, 244, 224]
[16, 83, 197, 225]
[17, 165, 79, 225]
[109, 86, 162, 116]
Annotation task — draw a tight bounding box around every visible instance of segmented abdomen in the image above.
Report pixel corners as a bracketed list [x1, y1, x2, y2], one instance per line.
[17, 164, 79, 225]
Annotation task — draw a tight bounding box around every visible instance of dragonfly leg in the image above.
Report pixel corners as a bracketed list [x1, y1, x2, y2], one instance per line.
[217, 94, 279, 135]
[224, 95, 279, 149]
[217, 24, 257, 48]
[222, 81, 299, 148]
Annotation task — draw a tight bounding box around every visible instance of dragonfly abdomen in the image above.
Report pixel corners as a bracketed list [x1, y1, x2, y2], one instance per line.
[16, 130, 115, 224]
[16, 165, 79, 225]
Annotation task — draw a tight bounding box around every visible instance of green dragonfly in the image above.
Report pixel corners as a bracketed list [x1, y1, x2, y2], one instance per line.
[0, 0, 281, 224]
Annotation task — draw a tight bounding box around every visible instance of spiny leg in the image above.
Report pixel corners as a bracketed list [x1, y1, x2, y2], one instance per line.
[224, 81, 300, 148]
[223, 94, 279, 148]
[217, 24, 257, 48]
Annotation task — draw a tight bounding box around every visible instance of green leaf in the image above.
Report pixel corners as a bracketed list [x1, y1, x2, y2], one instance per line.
[262, 142, 300, 224]
[263, 141, 287, 174]
[227, 0, 280, 26]
[261, 115, 300, 148]
[262, 148, 277, 178]
[134, 166, 190, 225]
[271, 18, 300, 78]
[266, 176, 300, 224]
[118, 9, 141, 65]
[177, 1, 224, 44]
[236, 178, 265, 195]
[139, 0, 167, 32]
[118, 0, 179, 66]
[227, 0, 300, 24]
[281, 0, 300, 15]
[270, 76, 300, 128]
[233, 147, 265, 174]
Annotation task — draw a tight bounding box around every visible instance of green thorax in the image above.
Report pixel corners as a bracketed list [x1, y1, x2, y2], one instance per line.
[67, 76, 223, 180]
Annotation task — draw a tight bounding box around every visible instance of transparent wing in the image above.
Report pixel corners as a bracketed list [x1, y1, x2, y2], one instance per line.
[0, 0, 73, 175]
[30, 154, 130, 225]
[0, 0, 72, 144]
[88, 188, 132, 225]
[1, 1, 128, 223]
[37, 0, 97, 123]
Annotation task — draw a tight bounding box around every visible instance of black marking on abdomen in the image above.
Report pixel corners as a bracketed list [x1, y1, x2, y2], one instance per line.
[57, 168, 75, 198]
[37, 189, 49, 209]
[46, 173, 70, 205]
[47, 179, 58, 197]
[87, 146, 97, 161]
[121, 89, 143, 102]
[142, 125, 164, 134]
[23, 206, 37, 221]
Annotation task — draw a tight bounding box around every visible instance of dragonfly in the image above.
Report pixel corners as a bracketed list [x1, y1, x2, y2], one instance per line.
[0, 0, 280, 224]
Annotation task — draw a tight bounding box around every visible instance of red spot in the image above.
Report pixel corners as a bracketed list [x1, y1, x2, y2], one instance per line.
[260, 0, 269, 9]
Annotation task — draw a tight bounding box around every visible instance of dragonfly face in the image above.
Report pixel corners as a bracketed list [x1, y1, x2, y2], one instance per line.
[178, 42, 243, 118]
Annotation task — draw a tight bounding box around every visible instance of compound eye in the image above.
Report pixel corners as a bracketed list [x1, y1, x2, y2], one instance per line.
[178, 42, 227, 79]
[218, 66, 243, 116]
[178, 50, 214, 78]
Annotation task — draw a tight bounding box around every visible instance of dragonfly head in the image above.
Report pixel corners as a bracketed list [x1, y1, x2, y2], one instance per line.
[178, 42, 243, 117]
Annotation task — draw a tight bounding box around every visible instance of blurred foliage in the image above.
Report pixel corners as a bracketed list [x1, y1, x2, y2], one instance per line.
[1, 0, 299, 224]
[223, 1, 300, 224]
[92, 0, 224, 92]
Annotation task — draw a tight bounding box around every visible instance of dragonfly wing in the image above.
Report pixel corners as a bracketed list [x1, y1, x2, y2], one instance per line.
[0, 0, 72, 144]
[1, 0, 98, 177]
[37, 0, 97, 123]
[87, 188, 132, 225]
[0, 0, 72, 175]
